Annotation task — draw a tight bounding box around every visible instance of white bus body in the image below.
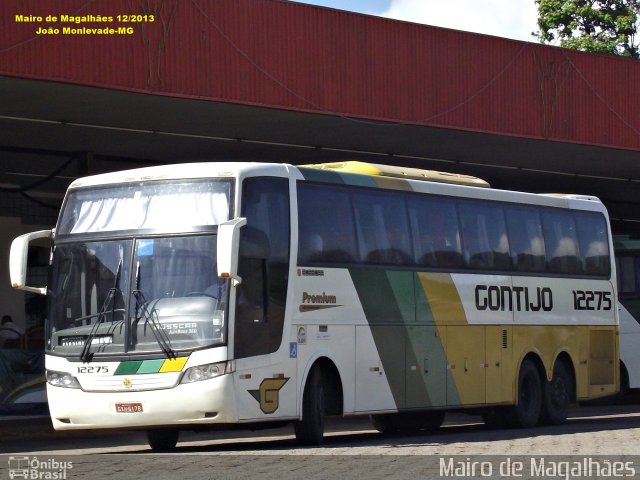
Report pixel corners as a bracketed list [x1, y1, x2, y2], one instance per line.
[10, 162, 619, 449]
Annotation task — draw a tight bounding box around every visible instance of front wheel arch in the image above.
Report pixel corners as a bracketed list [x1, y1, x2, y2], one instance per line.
[294, 357, 344, 446]
[298, 356, 344, 417]
[294, 363, 325, 445]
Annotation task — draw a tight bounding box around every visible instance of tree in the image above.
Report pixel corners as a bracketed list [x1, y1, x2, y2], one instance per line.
[535, 0, 640, 58]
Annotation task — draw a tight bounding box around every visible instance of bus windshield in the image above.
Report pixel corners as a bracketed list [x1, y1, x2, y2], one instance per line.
[47, 235, 227, 356]
[47, 179, 233, 357]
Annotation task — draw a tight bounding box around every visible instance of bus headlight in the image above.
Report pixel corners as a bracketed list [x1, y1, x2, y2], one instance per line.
[46, 370, 81, 389]
[181, 362, 226, 384]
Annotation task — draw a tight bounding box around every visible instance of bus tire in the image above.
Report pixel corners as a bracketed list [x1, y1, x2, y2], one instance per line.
[511, 359, 542, 428]
[482, 407, 511, 429]
[294, 364, 325, 445]
[541, 361, 571, 425]
[370, 413, 419, 434]
[390, 412, 422, 434]
[620, 361, 630, 395]
[370, 414, 396, 434]
[147, 428, 179, 451]
[421, 411, 445, 432]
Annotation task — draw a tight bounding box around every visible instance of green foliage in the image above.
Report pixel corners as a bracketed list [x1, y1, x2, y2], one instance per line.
[535, 0, 639, 58]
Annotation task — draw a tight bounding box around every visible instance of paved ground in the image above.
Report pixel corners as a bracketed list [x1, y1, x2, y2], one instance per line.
[1, 404, 639, 479]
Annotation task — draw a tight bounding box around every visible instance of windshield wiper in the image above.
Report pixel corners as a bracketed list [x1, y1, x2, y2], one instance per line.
[80, 258, 122, 362]
[131, 261, 176, 359]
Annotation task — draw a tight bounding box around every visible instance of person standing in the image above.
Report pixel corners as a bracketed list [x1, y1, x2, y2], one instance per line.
[0, 315, 24, 348]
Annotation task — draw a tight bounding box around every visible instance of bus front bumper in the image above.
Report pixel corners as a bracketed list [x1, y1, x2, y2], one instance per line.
[47, 373, 238, 430]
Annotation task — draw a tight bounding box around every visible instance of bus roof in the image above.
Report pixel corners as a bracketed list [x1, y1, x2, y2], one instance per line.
[66, 161, 607, 215]
[302, 161, 490, 188]
[67, 162, 292, 189]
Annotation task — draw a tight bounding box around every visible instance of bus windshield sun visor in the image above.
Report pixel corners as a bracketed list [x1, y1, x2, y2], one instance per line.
[58, 180, 232, 235]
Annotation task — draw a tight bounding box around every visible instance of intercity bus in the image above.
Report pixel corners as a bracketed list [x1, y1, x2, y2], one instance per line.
[9, 161, 619, 450]
[614, 236, 640, 391]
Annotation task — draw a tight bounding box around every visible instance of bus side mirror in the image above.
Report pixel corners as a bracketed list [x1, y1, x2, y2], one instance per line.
[217, 218, 247, 287]
[10, 229, 53, 295]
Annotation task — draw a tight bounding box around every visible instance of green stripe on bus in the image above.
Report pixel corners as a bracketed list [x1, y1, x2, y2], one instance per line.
[350, 268, 406, 408]
[298, 167, 346, 184]
[350, 269, 405, 325]
[386, 271, 436, 408]
[137, 359, 165, 374]
[386, 270, 415, 324]
[114, 361, 143, 375]
[114, 358, 187, 375]
[349, 269, 435, 408]
[299, 167, 377, 188]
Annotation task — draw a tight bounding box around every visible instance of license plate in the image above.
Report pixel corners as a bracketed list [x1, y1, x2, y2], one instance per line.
[115, 402, 143, 413]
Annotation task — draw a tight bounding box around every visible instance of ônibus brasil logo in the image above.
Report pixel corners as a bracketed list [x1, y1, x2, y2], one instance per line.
[8, 456, 73, 479]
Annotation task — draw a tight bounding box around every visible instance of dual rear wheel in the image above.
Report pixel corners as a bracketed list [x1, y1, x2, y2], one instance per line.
[483, 358, 571, 429]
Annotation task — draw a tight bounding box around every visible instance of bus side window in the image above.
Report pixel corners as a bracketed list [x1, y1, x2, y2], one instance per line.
[505, 206, 547, 273]
[236, 227, 269, 323]
[352, 190, 412, 266]
[297, 183, 357, 265]
[575, 212, 610, 277]
[408, 196, 464, 269]
[459, 201, 511, 271]
[542, 211, 583, 275]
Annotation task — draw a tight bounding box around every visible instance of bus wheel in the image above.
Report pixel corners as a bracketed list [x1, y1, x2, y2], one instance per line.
[147, 428, 179, 451]
[482, 408, 510, 429]
[391, 412, 423, 434]
[294, 364, 325, 445]
[620, 362, 630, 396]
[511, 359, 542, 428]
[370, 414, 396, 434]
[421, 411, 445, 432]
[541, 361, 571, 425]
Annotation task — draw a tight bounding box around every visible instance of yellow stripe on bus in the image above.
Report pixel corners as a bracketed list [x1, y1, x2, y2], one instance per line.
[159, 356, 189, 373]
[417, 272, 467, 326]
